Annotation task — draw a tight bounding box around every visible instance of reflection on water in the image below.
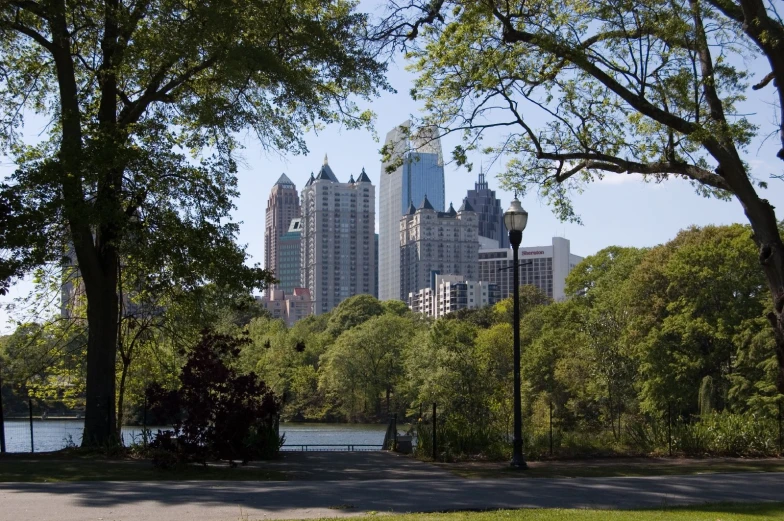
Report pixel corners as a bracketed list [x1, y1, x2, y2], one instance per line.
[1, 420, 387, 453]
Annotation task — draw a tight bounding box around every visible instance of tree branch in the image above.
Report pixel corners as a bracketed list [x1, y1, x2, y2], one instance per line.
[752, 71, 775, 90]
[118, 54, 220, 126]
[550, 154, 731, 191]
[0, 19, 55, 51]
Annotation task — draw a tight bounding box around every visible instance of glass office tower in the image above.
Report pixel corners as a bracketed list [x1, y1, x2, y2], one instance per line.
[379, 121, 445, 301]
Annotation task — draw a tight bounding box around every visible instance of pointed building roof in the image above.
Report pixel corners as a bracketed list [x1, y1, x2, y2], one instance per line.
[407, 202, 417, 215]
[316, 165, 336, 182]
[305, 172, 315, 187]
[356, 167, 372, 183]
[446, 202, 457, 216]
[419, 194, 435, 211]
[274, 173, 294, 187]
[316, 155, 339, 182]
[458, 198, 474, 212]
[348, 174, 355, 184]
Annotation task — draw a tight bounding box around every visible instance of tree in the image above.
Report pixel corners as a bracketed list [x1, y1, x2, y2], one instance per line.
[566, 247, 646, 436]
[319, 314, 417, 420]
[0, 0, 388, 445]
[326, 294, 386, 337]
[625, 225, 769, 414]
[375, 0, 784, 393]
[493, 284, 552, 325]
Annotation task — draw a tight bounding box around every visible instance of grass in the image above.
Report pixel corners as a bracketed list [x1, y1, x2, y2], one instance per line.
[315, 503, 784, 520]
[0, 451, 287, 482]
[3, 450, 783, 483]
[435, 456, 784, 479]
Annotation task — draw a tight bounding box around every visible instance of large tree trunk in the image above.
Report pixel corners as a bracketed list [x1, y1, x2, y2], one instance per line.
[724, 167, 784, 395]
[746, 202, 784, 396]
[81, 255, 120, 446]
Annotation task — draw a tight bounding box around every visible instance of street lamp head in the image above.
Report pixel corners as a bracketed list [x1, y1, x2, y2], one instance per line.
[504, 197, 528, 233]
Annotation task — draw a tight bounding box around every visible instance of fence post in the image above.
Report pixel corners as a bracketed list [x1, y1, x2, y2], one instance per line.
[549, 399, 553, 457]
[778, 401, 782, 455]
[667, 402, 672, 457]
[0, 370, 6, 454]
[432, 402, 437, 462]
[29, 398, 34, 453]
[393, 413, 397, 451]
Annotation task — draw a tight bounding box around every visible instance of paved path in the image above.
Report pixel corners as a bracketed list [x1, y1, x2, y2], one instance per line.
[2, 452, 783, 521]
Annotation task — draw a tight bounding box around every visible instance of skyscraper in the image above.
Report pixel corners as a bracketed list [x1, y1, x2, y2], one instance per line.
[264, 174, 300, 287]
[300, 157, 376, 315]
[278, 218, 302, 294]
[465, 170, 509, 249]
[399, 196, 478, 300]
[379, 121, 445, 301]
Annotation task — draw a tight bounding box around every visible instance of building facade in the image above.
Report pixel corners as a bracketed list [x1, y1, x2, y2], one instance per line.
[400, 197, 479, 301]
[478, 237, 583, 301]
[277, 218, 302, 294]
[409, 274, 500, 318]
[264, 174, 300, 287]
[257, 288, 313, 326]
[465, 171, 509, 249]
[379, 121, 445, 301]
[300, 158, 376, 315]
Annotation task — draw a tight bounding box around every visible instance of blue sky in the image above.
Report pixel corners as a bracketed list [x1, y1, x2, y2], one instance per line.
[2, 23, 783, 332]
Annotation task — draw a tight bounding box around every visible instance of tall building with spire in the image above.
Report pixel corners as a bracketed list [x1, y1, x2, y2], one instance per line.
[265, 173, 300, 287]
[465, 170, 509, 249]
[379, 121, 446, 301]
[300, 156, 376, 315]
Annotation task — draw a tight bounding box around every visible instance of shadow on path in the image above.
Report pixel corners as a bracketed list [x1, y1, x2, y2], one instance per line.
[1, 452, 783, 521]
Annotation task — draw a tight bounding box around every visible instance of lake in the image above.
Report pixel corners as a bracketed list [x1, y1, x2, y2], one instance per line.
[1, 420, 388, 453]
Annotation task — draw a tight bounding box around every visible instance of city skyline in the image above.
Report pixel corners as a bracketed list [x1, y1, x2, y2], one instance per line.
[2, 60, 783, 329]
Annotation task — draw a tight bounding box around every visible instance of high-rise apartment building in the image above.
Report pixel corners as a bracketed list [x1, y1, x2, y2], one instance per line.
[408, 274, 500, 318]
[465, 171, 509, 249]
[264, 174, 300, 287]
[478, 237, 583, 301]
[300, 158, 376, 315]
[400, 197, 478, 300]
[278, 218, 302, 294]
[379, 121, 445, 301]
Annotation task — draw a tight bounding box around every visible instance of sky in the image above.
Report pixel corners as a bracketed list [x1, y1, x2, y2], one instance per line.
[2, 14, 784, 333]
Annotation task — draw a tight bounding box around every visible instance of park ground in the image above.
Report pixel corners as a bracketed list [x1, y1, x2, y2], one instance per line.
[1, 452, 784, 520]
[2, 450, 784, 482]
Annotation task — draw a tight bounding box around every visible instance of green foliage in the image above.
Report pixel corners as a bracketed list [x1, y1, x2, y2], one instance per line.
[320, 314, 422, 420]
[326, 294, 386, 337]
[493, 285, 552, 325]
[0, 0, 389, 444]
[380, 0, 778, 222]
[673, 412, 780, 457]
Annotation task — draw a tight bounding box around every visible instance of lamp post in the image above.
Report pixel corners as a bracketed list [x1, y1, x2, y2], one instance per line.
[504, 196, 528, 469]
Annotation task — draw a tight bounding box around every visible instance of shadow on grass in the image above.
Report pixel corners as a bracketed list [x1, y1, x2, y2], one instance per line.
[0, 450, 286, 482]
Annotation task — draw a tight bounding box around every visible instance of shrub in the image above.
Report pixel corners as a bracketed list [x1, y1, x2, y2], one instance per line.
[675, 412, 779, 457]
[147, 330, 282, 464]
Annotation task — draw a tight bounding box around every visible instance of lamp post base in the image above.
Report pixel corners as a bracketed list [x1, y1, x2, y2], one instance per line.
[510, 439, 528, 469]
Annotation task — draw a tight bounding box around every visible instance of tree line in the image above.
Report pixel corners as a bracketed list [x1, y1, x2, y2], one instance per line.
[3, 223, 781, 457]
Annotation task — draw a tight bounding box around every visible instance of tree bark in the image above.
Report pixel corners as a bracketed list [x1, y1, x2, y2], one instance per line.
[82, 265, 120, 446]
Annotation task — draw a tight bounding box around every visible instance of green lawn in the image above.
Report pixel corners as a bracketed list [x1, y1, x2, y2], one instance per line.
[0, 452, 286, 482]
[322, 503, 784, 521]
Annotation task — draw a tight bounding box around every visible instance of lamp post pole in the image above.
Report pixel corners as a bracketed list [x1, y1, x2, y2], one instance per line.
[504, 196, 528, 469]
